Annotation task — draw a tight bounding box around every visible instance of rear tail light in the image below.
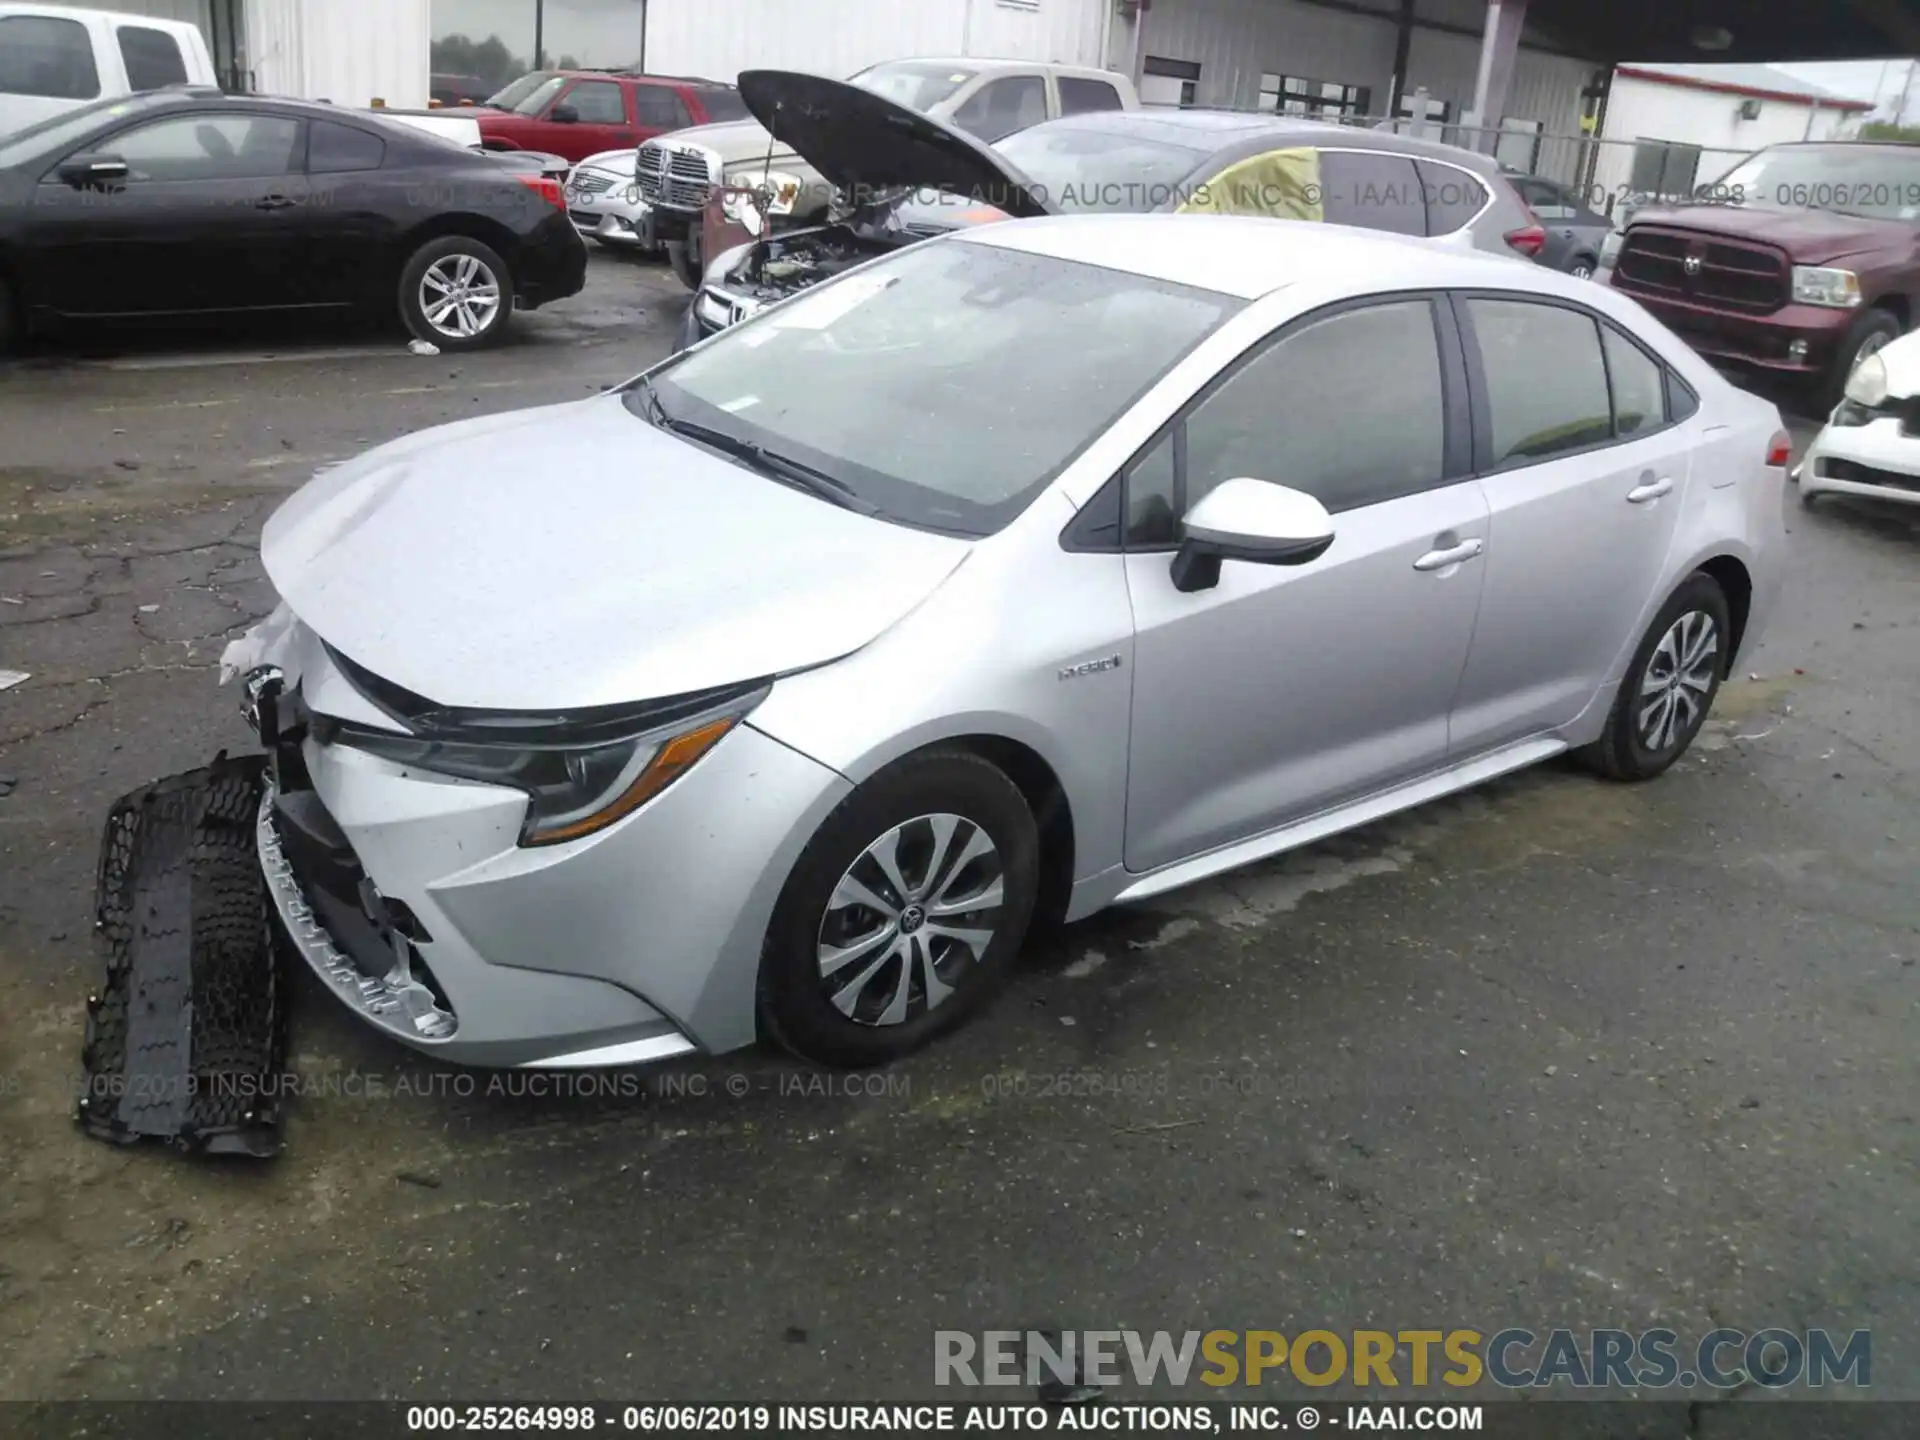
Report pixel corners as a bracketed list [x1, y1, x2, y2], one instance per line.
[1505, 217, 1547, 258]
[516, 174, 566, 211]
[1765, 430, 1792, 468]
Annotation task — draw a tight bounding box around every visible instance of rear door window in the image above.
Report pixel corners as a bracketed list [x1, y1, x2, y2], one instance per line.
[951, 75, 1049, 142]
[1320, 149, 1425, 235]
[0, 15, 101, 100]
[117, 25, 189, 90]
[1602, 324, 1667, 437]
[1416, 160, 1488, 235]
[1468, 297, 1614, 466]
[308, 119, 386, 173]
[1058, 77, 1125, 114]
[633, 84, 691, 128]
[563, 79, 627, 124]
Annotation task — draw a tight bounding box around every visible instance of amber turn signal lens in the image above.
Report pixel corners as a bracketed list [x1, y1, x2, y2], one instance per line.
[527, 715, 739, 846]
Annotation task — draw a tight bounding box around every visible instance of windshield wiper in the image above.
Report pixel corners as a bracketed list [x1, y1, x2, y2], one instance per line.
[634, 380, 880, 516]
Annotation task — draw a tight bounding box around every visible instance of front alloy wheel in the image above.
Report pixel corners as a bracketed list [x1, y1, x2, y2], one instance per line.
[761, 750, 1039, 1067]
[817, 814, 1007, 1027]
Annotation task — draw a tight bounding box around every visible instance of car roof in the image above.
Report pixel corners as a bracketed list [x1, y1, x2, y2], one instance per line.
[1014, 108, 1500, 171]
[957, 211, 1541, 299]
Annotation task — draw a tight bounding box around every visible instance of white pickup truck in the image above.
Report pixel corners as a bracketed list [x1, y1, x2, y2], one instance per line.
[0, 4, 217, 137]
[637, 56, 1142, 289]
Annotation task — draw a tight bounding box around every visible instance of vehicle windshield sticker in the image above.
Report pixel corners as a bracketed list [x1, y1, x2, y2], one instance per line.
[950, 73, 968, 82]
[769, 273, 899, 331]
[717, 396, 760, 412]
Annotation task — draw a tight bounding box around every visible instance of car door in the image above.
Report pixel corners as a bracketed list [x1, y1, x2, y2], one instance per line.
[299, 116, 397, 307]
[550, 78, 634, 160]
[1445, 294, 1693, 756]
[29, 108, 307, 316]
[1121, 294, 1490, 874]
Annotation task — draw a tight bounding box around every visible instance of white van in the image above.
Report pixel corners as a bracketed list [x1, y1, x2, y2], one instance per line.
[0, 4, 217, 137]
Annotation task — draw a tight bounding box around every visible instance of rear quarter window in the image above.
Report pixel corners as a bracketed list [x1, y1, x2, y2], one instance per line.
[118, 26, 189, 91]
[308, 119, 386, 173]
[0, 15, 101, 100]
[1058, 77, 1124, 114]
[1320, 149, 1425, 236]
[1416, 159, 1488, 235]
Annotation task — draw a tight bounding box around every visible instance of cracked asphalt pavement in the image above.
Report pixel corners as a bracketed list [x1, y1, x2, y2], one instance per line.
[1, 252, 1916, 1430]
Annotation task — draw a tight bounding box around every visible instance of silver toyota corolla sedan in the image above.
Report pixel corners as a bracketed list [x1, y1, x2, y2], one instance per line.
[224, 213, 1790, 1072]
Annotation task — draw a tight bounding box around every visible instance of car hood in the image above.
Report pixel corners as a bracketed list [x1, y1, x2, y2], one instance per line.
[260, 396, 973, 712]
[572, 147, 639, 177]
[736, 70, 1050, 219]
[1868, 325, 1920, 399]
[653, 116, 802, 166]
[1627, 203, 1920, 265]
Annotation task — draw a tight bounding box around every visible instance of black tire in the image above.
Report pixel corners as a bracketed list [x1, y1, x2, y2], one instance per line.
[398, 235, 514, 351]
[0, 272, 18, 353]
[1577, 571, 1732, 782]
[668, 220, 702, 291]
[758, 749, 1040, 1068]
[1819, 307, 1902, 412]
[1568, 255, 1597, 280]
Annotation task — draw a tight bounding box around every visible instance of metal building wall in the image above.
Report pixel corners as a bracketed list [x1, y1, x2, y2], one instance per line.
[644, 0, 1109, 85]
[242, 0, 431, 108]
[1137, 0, 1589, 131]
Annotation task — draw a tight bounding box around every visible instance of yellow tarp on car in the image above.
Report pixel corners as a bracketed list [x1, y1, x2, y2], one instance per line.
[1174, 147, 1324, 222]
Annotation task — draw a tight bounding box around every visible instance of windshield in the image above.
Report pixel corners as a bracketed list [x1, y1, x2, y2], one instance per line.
[630, 238, 1241, 536]
[0, 94, 161, 168]
[847, 61, 977, 113]
[486, 71, 558, 111]
[991, 125, 1211, 212]
[1710, 144, 1920, 221]
[511, 75, 570, 116]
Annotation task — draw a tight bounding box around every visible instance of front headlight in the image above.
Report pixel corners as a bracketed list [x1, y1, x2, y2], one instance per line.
[333, 688, 767, 846]
[1792, 265, 1863, 309]
[723, 168, 803, 218]
[1844, 350, 1889, 407]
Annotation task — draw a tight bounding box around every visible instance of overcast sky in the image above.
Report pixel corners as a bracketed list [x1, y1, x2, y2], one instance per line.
[1771, 59, 1920, 122]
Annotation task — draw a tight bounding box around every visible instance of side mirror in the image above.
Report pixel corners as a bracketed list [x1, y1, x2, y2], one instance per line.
[1169, 477, 1335, 593]
[549, 103, 579, 124]
[58, 154, 130, 188]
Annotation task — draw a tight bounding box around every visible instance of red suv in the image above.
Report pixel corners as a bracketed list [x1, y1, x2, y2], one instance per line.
[440, 71, 750, 164]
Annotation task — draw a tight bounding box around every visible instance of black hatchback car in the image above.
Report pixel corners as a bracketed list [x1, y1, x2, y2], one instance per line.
[0, 88, 588, 351]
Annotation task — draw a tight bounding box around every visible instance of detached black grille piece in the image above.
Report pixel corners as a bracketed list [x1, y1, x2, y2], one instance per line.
[79, 753, 286, 1158]
[1822, 458, 1920, 494]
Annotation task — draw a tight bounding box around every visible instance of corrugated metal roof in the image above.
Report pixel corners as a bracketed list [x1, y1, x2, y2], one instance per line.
[1616, 61, 1874, 109]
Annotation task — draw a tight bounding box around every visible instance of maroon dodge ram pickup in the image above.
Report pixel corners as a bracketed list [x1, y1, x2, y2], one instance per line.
[1601, 140, 1920, 409]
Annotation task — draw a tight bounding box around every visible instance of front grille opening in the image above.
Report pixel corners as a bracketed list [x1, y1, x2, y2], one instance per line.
[1821, 458, 1920, 493]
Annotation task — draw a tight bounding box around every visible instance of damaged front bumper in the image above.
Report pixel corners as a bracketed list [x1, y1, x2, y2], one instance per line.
[220, 609, 851, 1069]
[1798, 408, 1920, 507]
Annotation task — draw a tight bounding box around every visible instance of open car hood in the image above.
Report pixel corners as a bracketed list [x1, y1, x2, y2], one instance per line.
[736, 69, 1050, 219]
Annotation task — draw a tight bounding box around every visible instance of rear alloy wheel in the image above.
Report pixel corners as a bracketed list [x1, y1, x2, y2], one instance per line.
[1569, 256, 1596, 280]
[759, 750, 1039, 1068]
[399, 236, 513, 351]
[1578, 572, 1731, 782]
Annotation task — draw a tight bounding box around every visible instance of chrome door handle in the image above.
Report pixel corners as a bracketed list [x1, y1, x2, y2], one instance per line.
[1627, 476, 1673, 503]
[1412, 537, 1484, 572]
